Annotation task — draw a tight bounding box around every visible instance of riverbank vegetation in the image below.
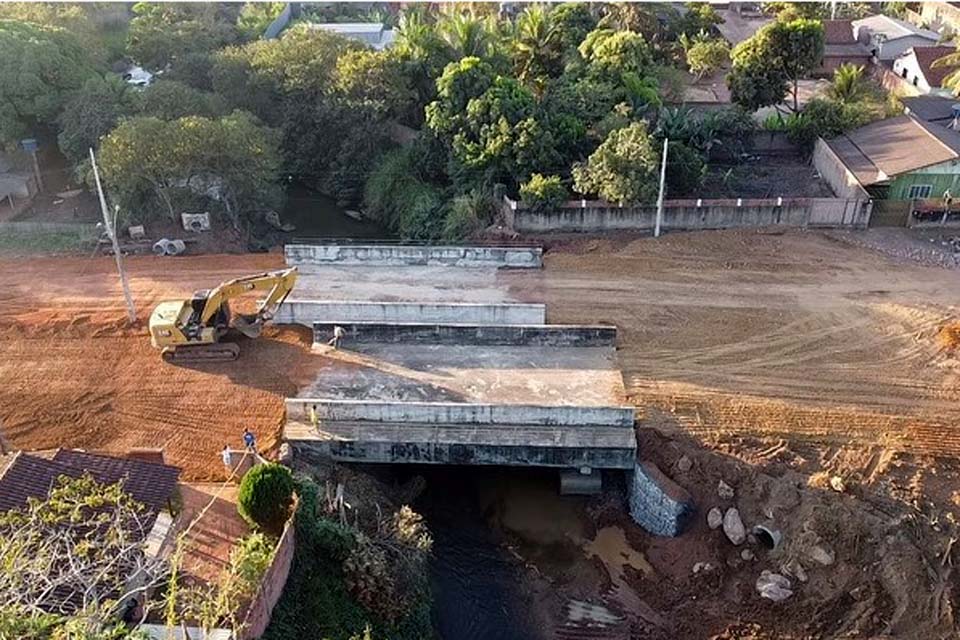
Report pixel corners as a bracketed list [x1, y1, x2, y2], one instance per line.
[1, 2, 899, 240]
[263, 473, 433, 640]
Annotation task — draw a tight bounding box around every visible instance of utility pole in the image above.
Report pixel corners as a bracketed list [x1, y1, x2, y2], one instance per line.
[90, 148, 136, 324]
[830, 0, 837, 20]
[655, 138, 668, 238]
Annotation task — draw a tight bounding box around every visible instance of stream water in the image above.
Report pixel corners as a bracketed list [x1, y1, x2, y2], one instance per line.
[280, 184, 390, 239]
[413, 467, 545, 640]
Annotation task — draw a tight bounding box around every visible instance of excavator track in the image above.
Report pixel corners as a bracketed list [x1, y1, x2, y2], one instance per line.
[161, 342, 241, 364]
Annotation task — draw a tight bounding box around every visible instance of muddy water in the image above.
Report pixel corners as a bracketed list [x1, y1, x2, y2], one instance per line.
[412, 467, 649, 639]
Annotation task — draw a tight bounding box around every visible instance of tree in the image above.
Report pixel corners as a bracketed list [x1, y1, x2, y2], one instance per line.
[932, 47, 960, 94]
[0, 3, 103, 58]
[676, 3, 724, 37]
[334, 50, 417, 119]
[238, 463, 295, 534]
[0, 475, 167, 624]
[685, 35, 730, 79]
[138, 80, 226, 120]
[827, 63, 868, 103]
[665, 141, 706, 196]
[98, 112, 283, 228]
[435, 9, 499, 60]
[0, 20, 98, 144]
[519, 173, 567, 211]
[127, 2, 239, 69]
[572, 121, 659, 205]
[783, 97, 872, 148]
[512, 5, 561, 84]
[550, 3, 598, 54]
[728, 18, 823, 112]
[579, 29, 654, 79]
[57, 75, 139, 163]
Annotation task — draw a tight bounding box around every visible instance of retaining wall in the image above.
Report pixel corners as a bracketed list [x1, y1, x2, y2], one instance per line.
[284, 243, 543, 268]
[502, 196, 871, 233]
[311, 322, 617, 347]
[628, 461, 696, 537]
[274, 300, 546, 325]
[286, 399, 635, 428]
[240, 514, 296, 639]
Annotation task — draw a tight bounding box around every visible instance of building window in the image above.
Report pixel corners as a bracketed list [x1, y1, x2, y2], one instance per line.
[908, 184, 933, 199]
[902, 67, 908, 78]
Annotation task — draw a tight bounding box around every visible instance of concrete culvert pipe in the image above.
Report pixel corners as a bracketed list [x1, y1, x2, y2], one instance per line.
[753, 524, 782, 550]
[165, 239, 186, 256]
[152, 239, 171, 255]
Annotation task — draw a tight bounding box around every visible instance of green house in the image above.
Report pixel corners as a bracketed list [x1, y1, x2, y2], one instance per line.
[821, 113, 960, 201]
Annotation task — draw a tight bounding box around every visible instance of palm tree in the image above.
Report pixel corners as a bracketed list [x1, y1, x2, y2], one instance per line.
[827, 63, 867, 103]
[512, 5, 559, 83]
[933, 46, 960, 95]
[436, 9, 497, 60]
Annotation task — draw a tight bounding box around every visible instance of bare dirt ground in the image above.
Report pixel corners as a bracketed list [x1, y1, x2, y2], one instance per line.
[3, 230, 960, 637]
[0, 252, 328, 479]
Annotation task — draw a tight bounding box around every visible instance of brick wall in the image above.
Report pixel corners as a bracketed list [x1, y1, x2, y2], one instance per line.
[240, 515, 296, 639]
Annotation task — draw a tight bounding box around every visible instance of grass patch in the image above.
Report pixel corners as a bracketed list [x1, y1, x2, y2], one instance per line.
[0, 231, 97, 256]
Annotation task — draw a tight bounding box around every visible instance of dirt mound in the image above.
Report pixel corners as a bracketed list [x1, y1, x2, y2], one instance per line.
[937, 322, 960, 352]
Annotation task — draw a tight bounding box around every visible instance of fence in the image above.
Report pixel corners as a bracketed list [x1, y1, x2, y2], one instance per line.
[502, 195, 871, 233]
[240, 512, 297, 639]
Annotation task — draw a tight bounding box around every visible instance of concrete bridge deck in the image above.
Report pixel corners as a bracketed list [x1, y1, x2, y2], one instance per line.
[284, 400, 636, 469]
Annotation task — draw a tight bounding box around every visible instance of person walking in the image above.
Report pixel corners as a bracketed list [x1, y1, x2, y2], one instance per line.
[309, 404, 318, 431]
[221, 445, 232, 470]
[242, 428, 256, 452]
[327, 325, 345, 349]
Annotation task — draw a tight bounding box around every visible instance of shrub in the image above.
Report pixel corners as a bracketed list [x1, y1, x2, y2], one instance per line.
[686, 37, 729, 79]
[519, 173, 567, 211]
[238, 463, 295, 533]
[665, 141, 706, 197]
[443, 188, 495, 240]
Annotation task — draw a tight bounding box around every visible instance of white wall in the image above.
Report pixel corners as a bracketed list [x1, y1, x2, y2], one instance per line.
[892, 50, 953, 95]
[874, 35, 940, 61]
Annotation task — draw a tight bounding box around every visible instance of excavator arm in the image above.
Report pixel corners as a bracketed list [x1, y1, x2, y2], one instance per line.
[197, 267, 298, 327]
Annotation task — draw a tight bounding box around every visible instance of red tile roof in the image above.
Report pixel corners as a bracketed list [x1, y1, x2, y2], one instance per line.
[0, 449, 180, 516]
[824, 19, 856, 44]
[913, 45, 959, 89]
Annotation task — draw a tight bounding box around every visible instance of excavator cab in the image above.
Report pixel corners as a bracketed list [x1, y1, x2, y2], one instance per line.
[149, 267, 297, 363]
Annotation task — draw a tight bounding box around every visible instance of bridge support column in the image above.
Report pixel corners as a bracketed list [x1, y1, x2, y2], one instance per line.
[560, 467, 602, 495]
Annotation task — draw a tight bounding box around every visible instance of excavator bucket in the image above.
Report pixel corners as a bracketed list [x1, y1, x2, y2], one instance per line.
[233, 313, 264, 338]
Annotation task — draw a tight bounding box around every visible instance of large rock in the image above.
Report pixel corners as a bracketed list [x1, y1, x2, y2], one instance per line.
[717, 479, 735, 500]
[722, 508, 746, 545]
[629, 461, 696, 537]
[707, 507, 723, 530]
[756, 570, 793, 602]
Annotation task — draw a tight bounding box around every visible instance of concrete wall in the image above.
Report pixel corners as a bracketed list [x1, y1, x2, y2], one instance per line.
[300, 439, 636, 469]
[240, 515, 296, 639]
[812, 138, 873, 201]
[285, 243, 543, 269]
[287, 399, 636, 428]
[312, 322, 617, 347]
[502, 196, 871, 233]
[628, 461, 696, 537]
[275, 300, 546, 326]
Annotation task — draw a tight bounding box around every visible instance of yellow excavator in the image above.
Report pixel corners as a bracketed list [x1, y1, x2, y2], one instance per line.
[149, 267, 298, 363]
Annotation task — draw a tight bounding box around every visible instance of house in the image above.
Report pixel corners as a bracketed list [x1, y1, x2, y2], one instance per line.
[902, 94, 960, 124]
[0, 448, 180, 517]
[852, 14, 941, 61]
[308, 22, 396, 49]
[892, 45, 959, 95]
[816, 19, 872, 76]
[815, 114, 960, 200]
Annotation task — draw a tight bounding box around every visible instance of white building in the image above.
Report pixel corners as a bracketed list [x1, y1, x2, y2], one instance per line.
[852, 14, 941, 61]
[309, 22, 396, 50]
[892, 45, 958, 96]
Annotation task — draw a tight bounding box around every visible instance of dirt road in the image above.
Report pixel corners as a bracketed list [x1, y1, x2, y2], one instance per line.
[503, 229, 960, 457]
[3, 230, 960, 479]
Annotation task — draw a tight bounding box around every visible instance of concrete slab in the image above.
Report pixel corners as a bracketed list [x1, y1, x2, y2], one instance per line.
[285, 243, 543, 268]
[295, 344, 626, 406]
[275, 300, 545, 326]
[311, 322, 617, 347]
[290, 264, 516, 303]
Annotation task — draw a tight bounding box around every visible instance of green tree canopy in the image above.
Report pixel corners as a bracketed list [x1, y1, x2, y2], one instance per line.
[334, 49, 417, 119]
[237, 2, 285, 40]
[0, 20, 98, 144]
[572, 121, 660, 204]
[579, 29, 654, 79]
[727, 18, 824, 112]
[98, 111, 283, 228]
[57, 74, 139, 162]
[238, 463, 295, 534]
[127, 2, 240, 69]
[138, 79, 227, 120]
[685, 35, 730, 79]
[551, 3, 598, 53]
